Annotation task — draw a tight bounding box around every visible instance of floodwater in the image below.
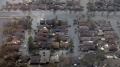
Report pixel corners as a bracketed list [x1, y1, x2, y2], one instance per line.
[0, 0, 120, 56]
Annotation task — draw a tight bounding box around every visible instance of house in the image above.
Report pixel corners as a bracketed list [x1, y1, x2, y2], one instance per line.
[80, 37, 91, 42]
[79, 30, 90, 33]
[50, 55, 59, 63]
[79, 23, 89, 26]
[39, 28, 48, 33]
[82, 41, 95, 51]
[32, 5, 39, 10]
[108, 44, 117, 51]
[100, 23, 110, 27]
[38, 25, 50, 29]
[16, 29, 25, 33]
[55, 32, 65, 36]
[11, 4, 18, 10]
[73, 1, 80, 6]
[102, 27, 113, 32]
[36, 36, 47, 41]
[40, 56, 49, 64]
[40, 18, 45, 25]
[70, 56, 79, 65]
[46, 19, 52, 25]
[33, 1, 40, 5]
[95, 20, 106, 26]
[59, 56, 70, 65]
[17, 25, 25, 29]
[79, 26, 89, 30]
[19, 56, 30, 63]
[115, 51, 120, 58]
[37, 32, 47, 37]
[67, 1, 73, 6]
[104, 31, 114, 35]
[14, 31, 23, 36]
[42, 42, 51, 49]
[108, 39, 115, 44]
[52, 42, 59, 49]
[34, 41, 42, 48]
[80, 33, 91, 37]
[60, 36, 67, 41]
[6, 36, 21, 45]
[54, 2, 61, 6]
[57, 25, 66, 29]
[60, 42, 69, 48]
[78, 20, 88, 23]
[30, 56, 40, 65]
[105, 35, 114, 41]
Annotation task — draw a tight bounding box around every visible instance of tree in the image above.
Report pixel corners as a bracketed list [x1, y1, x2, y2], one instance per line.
[69, 42, 74, 52]
[78, 53, 95, 67]
[50, 49, 55, 53]
[58, 20, 62, 26]
[96, 51, 105, 61]
[28, 36, 34, 52]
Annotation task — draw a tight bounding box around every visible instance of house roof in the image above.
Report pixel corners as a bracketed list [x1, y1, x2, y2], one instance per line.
[40, 28, 48, 33]
[40, 56, 49, 63]
[37, 32, 47, 36]
[102, 27, 113, 31]
[80, 37, 91, 41]
[108, 44, 117, 51]
[19, 56, 30, 63]
[60, 42, 69, 48]
[60, 36, 67, 41]
[105, 35, 114, 39]
[42, 42, 51, 49]
[38, 25, 50, 29]
[79, 26, 89, 30]
[59, 56, 70, 65]
[78, 20, 87, 23]
[6, 36, 21, 45]
[79, 30, 90, 33]
[80, 33, 91, 37]
[50, 56, 59, 63]
[57, 25, 66, 29]
[11, 45, 20, 52]
[17, 25, 25, 29]
[36, 36, 47, 41]
[104, 31, 114, 35]
[34, 41, 42, 47]
[30, 56, 40, 64]
[82, 45, 95, 50]
[52, 42, 59, 49]
[109, 39, 115, 44]
[14, 31, 23, 36]
[82, 41, 93, 46]
[70, 56, 79, 64]
[79, 23, 89, 26]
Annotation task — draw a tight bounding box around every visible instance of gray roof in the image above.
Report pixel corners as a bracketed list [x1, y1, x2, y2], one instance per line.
[40, 56, 49, 63]
[50, 56, 59, 63]
[82, 41, 93, 46]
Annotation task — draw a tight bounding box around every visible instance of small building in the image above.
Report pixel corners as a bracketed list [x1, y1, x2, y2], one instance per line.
[80, 37, 91, 42]
[19, 56, 30, 63]
[57, 25, 66, 29]
[52, 42, 59, 49]
[60, 36, 67, 41]
[37, 32, 47, 37]
[42, 42, 51, 49]
[40, 56, 49, 64]
[39, 28, 48, 33]
[60, 42, 69, 48]
[104, 31, 114, 35]
[108, 44, 117, 51]
[80, 33, 91, 37]
[30, 56, 40, 65]
[59, 56, 70, 65]
[70, 56, 79, 65]
[79, 26, 89, 30]
[50, 55, 59, 63]
[36, 36, 47, 41]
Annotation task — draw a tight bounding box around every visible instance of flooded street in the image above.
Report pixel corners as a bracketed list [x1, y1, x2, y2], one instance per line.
[0, 0, 120, 56]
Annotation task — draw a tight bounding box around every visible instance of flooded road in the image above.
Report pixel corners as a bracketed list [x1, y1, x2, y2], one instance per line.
[0, 0, 120, 56]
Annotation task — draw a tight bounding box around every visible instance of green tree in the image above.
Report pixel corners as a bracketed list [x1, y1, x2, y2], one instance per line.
[50, 49, 55, 53]
[28, 36, 34, 52]
[96, 51, 105, 61]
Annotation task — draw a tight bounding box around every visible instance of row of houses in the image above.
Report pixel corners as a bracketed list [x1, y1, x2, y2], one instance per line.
[94, 20, 117, 51]
[4, 0, 83, 11]
[88, 1, 120, 11]
[78, 19, 95, 51]
[18, 55, 81, 65]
